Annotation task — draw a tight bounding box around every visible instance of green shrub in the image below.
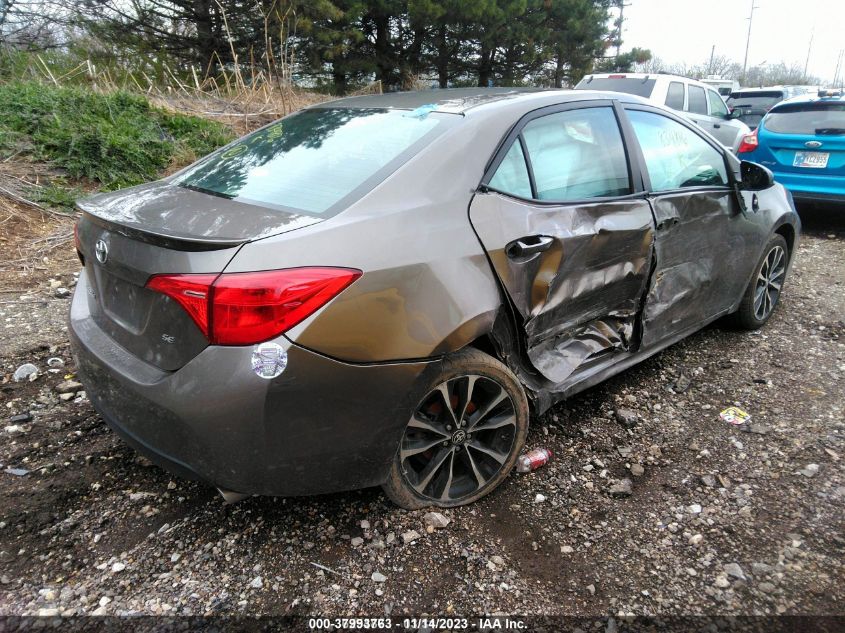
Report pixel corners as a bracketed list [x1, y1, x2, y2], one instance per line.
[31, 181, 85, 210]
[0, 81, 233, 188]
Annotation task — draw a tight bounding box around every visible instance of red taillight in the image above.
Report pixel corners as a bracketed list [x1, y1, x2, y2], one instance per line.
[737, 128, 759, 154]
[147, 274, 218, 338]
[146, 268, 361, 346]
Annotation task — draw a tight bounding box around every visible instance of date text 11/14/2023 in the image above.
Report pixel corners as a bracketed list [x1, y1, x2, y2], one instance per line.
[307, 617, 528, 630]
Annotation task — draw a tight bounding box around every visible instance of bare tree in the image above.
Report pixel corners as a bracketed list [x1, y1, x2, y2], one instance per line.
[0, 0, 68, 48]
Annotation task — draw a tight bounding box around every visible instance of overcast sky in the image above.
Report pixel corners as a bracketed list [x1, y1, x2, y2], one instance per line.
[621, 0, 845, 82]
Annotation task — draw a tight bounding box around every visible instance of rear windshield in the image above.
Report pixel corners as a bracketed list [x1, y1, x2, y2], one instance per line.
[727, 91, 784, 110]
[174, 108, 452, 215]
[575, 77, 656, 98]
[763, 102, 845, 135]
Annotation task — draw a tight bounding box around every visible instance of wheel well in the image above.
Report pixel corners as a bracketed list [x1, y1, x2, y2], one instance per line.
[775, 224, 795, 259]
[467, 334, 499, 360]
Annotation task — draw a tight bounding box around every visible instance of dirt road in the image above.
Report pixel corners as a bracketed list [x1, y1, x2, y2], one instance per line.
[1, 208, 843, 620]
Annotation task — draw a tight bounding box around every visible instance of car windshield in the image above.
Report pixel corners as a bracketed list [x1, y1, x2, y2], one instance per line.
[764, 102, 845, 135]
[727, 91, 783, 111]
[575, 77, 656, 98]
[174, 107, 452, 215]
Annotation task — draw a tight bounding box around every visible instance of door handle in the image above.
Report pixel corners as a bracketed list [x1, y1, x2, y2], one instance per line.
[714, 123, 721, 128]
[506, 235, 554, 259]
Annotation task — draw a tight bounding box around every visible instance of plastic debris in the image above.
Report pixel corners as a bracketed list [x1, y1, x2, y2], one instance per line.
[46, 357, 64, 368]
[310, 562, 341, 576]
[719, 406, 751, 425]
[403, 103, 436, 118]
[516, 447, 553, 473]
[4, 468, 30, 477]
[12, 364, 37, 382]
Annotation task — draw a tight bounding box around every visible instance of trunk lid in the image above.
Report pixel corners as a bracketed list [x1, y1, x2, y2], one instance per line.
[78, 180, 322, 245]
[76, 181, 323, 371]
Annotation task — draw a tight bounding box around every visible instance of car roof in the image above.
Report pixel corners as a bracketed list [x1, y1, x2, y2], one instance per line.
[774, 92, 845, 108]
[582, 72, 707, 85]
[305, 87, 650, 115]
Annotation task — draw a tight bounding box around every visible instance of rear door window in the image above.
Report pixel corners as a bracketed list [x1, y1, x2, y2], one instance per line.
[488, 141, 532, 198]
[627, 110, 728, 191]
[665, 82, 685, 110]
[764, 103, 845, 135]
[521, 107, 630, 200]
[175, 108, 453, 216]
[687, 85, 708, 114]
[488, 107, 631, 201]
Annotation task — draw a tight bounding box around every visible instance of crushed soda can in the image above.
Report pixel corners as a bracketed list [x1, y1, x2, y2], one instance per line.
[516, 447, 552, 473]
[720, 406, 751, 426]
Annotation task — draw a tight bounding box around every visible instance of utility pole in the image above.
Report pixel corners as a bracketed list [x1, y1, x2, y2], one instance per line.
[708, 44, 715, 76]
[803, 29, 814, 81]
[742, 0, 759, 82]
[833, 49, 844, 89]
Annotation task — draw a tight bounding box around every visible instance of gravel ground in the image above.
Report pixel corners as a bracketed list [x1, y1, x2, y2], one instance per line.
[1, 208, 843, 621]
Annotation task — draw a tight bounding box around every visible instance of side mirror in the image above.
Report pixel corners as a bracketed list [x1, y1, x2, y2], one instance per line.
[740, 160, 774, 191]
[728, 108, 743, 120]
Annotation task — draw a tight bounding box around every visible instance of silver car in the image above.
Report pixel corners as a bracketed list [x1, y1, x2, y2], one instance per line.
[576, 73, 752, 152]
[70, 88, 799, 508]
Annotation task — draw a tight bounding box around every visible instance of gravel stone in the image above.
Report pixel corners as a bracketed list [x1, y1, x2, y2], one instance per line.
[401, 530, 421, 544]
[615, 409, 638, 429]
[422, 512, 450, 529]
[608, 478, 633, 497]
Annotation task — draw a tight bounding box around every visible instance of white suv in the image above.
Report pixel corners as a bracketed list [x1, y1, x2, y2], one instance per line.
[575, 73, 751, 153]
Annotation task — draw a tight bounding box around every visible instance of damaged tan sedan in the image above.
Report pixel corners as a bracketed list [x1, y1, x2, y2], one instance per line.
[71, 88, 800, 509]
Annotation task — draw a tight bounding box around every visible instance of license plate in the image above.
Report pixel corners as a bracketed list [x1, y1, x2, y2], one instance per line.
[793, 151, 829, 168]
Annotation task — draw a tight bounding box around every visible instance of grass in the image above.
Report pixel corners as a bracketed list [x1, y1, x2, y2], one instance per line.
[0, 81, 234, 189]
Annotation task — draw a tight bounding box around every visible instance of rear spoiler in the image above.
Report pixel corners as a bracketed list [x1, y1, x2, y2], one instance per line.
[78, 208, 245, 252]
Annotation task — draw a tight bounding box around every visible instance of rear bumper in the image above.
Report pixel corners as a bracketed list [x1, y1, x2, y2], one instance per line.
[69, 271, 432, 496]
[771, 171, 845, 205]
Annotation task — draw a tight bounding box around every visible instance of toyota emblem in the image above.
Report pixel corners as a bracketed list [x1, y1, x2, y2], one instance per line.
[95, 239, 109, 264]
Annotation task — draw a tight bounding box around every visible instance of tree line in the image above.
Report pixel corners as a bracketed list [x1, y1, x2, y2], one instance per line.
[637, 54, 824, 89]
[0, 1, 648, 93]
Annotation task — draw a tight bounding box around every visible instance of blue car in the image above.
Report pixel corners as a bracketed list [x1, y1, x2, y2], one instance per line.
[737, 90, 845, 205]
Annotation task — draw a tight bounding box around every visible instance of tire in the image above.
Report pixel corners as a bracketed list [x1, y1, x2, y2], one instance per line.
[382, 348, 529, 509]
[729, 234, 789, 330]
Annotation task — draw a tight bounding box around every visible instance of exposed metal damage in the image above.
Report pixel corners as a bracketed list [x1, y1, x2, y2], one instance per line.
[527, 315, 634, 384]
